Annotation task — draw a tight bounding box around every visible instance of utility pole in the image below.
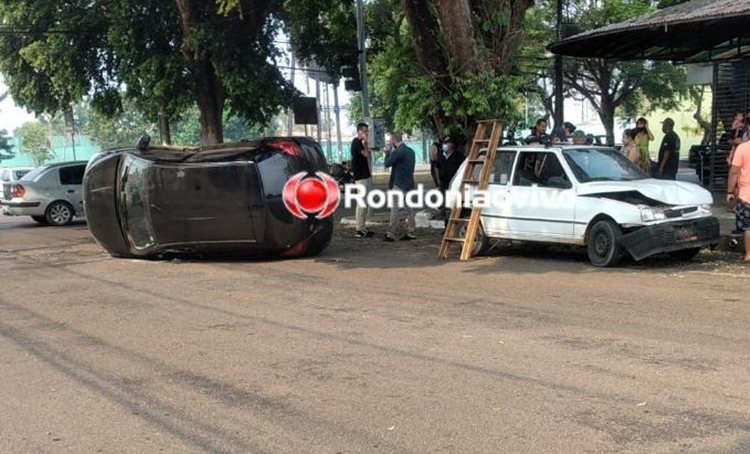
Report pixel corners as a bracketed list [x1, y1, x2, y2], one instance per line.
[554, 0, 564, 128]
[356, 0, 370, 120]
[334, 87, 343, 162]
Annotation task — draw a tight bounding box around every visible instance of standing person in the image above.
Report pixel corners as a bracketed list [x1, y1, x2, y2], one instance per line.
[656, 117, 681, 180]
[727, 138, 750, 263]
[726, 111, 745, 167]
[634, 117, 654, 166]
[621, 129, 641, 165]
[429, 140, 441, 189]
[383, 132, 416, 242]
[563, 122, 577, 140]
[525, 118, 549, 144]
[351, 122, 373, 238]
[437, 135, 466, 226]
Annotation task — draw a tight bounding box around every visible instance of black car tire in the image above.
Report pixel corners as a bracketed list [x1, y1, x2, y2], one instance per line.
[587, 219, 622, 267]
[669, 247, 701, 261]
[45, 201, 74, 226]
[304, 221, 334, 257]
[456, 210, 489, 257]
[31, 215, 48, 225]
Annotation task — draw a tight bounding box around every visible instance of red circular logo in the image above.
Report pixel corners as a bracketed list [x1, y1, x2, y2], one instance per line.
[282, 171, 340, 219]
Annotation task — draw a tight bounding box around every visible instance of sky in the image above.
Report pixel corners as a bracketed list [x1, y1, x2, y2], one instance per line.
[0, 81, 35, 133]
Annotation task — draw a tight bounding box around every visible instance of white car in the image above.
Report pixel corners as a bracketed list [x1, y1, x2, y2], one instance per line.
[449, 145, 720, 267]
[1, 161, 87, 225]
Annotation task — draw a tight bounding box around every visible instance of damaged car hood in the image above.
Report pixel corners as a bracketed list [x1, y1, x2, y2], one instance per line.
[577, 179, 713, 205]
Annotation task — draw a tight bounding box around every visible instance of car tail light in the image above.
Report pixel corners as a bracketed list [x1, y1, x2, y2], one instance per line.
[267, 140, 302, 157]
[12, 184, 25, 198]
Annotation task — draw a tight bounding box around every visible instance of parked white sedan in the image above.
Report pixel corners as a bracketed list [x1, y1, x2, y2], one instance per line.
[449, 145, 720, 267]
[1, 161, 87, 226]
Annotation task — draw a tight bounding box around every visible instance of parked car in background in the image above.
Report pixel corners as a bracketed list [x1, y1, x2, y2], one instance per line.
[0, 167, 34, 201]
[449, 145, 720, 267]
[1, 162, 87, 225]
[83, 136, 333, 259]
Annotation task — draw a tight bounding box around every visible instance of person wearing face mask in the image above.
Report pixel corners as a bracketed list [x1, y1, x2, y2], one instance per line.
[436, 134, 466, 227]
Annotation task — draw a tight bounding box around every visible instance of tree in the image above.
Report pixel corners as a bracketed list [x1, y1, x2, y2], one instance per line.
[527, 0, 689, 145]
[16, 121, 53, 165]
[0, 1, 302, 146]
[343, 0, 532, 138]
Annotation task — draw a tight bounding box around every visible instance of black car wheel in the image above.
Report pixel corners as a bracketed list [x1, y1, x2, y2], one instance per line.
[669, 247, 701, 261]
[45, 201, 74, 226]
[31, 215, 48, 225]
[587, 219, 622, 267]
[457, 215, 489, 257]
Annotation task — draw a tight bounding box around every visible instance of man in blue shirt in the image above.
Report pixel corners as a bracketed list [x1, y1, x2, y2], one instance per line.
[383, 131, 416, 241]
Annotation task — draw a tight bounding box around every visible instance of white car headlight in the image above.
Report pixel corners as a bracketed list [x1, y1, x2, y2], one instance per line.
[641, 208, 666, 222]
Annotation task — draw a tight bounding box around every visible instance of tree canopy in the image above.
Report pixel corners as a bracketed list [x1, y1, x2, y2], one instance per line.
[523, 0, 689, 145]
[0, 0, 306, 145]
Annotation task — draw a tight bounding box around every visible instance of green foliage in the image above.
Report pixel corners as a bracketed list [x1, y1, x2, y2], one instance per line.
[170, 106, 277, 146]
[16, 121, 53, 165]
[0, 129, 14, 161]
[74, 99, 155, 149]
[355, 0, 526, 137]
[0, 0, 302, 145]
[525, 0, 690, 144]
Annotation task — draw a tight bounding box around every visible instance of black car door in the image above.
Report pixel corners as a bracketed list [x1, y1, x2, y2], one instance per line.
[147, 162, 265, 245]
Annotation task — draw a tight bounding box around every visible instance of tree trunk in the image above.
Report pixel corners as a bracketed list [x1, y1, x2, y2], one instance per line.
[435, 0, 478, 73]
[599, 95, 615, 146]
[158, 108, 172, 145]
[175, 0, 225, 145]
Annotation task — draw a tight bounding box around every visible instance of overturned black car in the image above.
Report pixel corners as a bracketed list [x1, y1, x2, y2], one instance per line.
[84, 136, 334, 259]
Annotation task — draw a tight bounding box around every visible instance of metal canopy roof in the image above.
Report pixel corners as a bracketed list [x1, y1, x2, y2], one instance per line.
[547, 0, 750, 63]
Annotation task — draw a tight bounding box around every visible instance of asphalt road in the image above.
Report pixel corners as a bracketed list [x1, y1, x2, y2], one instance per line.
[1, 214, 749, 453]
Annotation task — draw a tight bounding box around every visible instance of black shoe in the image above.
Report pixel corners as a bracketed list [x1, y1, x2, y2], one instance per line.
[355, 229, 372, 238]
[400, 234, 416, 241]
[383, 235, 395, 242]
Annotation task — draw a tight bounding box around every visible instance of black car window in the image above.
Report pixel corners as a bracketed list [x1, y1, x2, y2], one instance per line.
[512, 152, 569, 188]
[491, 150, 516, 185]
[59, 165, 86, 185]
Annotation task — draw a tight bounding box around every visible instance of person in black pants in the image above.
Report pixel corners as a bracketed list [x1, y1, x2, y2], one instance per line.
[437, 135, 466, 226]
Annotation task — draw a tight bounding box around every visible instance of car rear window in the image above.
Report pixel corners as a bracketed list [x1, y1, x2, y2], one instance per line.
[12, 169, 31, 180]
[21, 166, 49, 181]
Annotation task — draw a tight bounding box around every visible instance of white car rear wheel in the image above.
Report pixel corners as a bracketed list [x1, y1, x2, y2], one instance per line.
[45, 201, 74, 226]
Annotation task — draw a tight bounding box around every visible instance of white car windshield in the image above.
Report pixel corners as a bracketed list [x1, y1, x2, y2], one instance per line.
[562, 147, 647, 182]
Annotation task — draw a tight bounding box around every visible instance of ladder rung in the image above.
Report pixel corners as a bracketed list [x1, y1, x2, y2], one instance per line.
[467, 159, 485, 164]
[442, 237, 466, 243]
[474, 139, 490, 144]
[463, 179, 480, 184]
[448, 218, 470, 223]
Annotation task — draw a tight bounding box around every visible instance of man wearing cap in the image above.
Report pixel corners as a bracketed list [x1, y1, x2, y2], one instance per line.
[656, 117, 680, 180]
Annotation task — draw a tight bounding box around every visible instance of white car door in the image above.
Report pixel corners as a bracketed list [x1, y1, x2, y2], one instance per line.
[481, 149, 517, 236]
[503, 151, 577, 241]
[58, 164, 86, 215]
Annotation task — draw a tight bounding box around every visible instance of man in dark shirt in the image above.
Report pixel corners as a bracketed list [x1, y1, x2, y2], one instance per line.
[383, 131, 416, 241]
[436, 135, 466, 225]
[350, 122, 373, 238]
[657, 117, 681, 180]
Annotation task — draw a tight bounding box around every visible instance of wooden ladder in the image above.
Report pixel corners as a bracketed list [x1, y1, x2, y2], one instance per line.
[438, 119, 503, 261]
